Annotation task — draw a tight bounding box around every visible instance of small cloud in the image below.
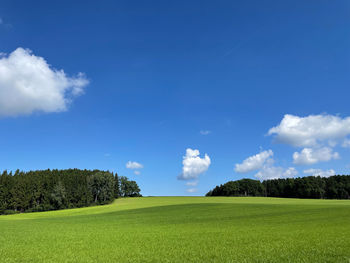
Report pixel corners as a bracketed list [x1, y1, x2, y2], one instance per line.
[186, 181, 198, 186]
[126, 161, 143, 169]
[255, 166, 298, 180]
[235, 150, 273, 173]
[186, 188, 197, 193]
[200, 130, 211, 135]
[126, 161, 143, 175]
[293, 147, 339, 165]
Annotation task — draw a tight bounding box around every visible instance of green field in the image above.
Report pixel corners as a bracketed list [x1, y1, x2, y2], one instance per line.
[0, 197, 350, 262]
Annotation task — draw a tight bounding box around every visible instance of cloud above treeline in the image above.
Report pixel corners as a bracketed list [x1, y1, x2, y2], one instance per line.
[126, 161, 143, 175]
[234, 149, 298, 180]
[268, 113, 350, 169]
[240, 113, 350, 179]
[0, 48, 89, 117]
[235, 150, 273, 173]
[293, 147, 339, 165]
[255, 166, 298, 180]
[268, 114, 350, 147]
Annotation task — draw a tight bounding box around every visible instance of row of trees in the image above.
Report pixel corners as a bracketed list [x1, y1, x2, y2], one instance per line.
[0, 169, 141, 214]
[206, 175, 350, 199]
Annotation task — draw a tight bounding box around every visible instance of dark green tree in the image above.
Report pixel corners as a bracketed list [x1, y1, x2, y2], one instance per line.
[114, 172, 121, 198]
[0, 169, 137, 214]
[88, 171, 115, 204]
[51, 181, 67, 209]
[206, 175, 350, 200]
[120, 176, 142, 197]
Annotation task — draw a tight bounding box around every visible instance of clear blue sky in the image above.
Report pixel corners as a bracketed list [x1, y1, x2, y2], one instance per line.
[0, 0, 349, 196]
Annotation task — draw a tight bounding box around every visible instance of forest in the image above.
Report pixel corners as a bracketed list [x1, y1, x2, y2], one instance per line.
[206, 175, 350, 199]
[0, 169, 141, 215]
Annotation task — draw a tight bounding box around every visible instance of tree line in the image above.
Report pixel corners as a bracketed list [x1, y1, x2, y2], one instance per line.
[206, 175, 350, 199]
[0, 169, 141, 215]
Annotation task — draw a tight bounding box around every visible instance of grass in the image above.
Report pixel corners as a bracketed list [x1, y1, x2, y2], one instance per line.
[0, 197, 350, 262]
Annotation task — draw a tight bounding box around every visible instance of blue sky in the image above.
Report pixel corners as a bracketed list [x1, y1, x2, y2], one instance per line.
[0, 0, 349, 196]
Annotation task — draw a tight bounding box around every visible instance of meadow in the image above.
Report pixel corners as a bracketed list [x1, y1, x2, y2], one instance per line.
[0, 196, 349, 263]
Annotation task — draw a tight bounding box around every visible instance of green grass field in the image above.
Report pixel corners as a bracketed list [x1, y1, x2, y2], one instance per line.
[0, 197, 350, 262]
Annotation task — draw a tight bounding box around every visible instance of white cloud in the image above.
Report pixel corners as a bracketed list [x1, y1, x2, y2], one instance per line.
[200, 130, 211, 135]
[178, 148, 211, 180]
[0, 48, 88, 117]
[293, 147, 339, 165]
[235, 150, 273, 173]
[268, 114, 350, 147]
[186, 188, 197, 193]
[255, 166, 298, 180]
[126, 161, 143, 170]
[304, 168, 335, 178]
[186, 181, 198, 186]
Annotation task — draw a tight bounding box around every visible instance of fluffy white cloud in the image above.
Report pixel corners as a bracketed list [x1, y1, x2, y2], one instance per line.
[293, 147, 339, 165]
[200, 130, 211, 135]
[255, 166, 298, 180]
[268, 114, 350, 147]
[126, 161, 143, 170]
[0, 48, 88, 117]
[235, 150, 273, 173]
[178, 148, 211, 180]
[304, 168, 335, 178]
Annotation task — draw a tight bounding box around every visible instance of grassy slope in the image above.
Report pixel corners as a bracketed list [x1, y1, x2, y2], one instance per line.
[0, 197, 350, 263]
